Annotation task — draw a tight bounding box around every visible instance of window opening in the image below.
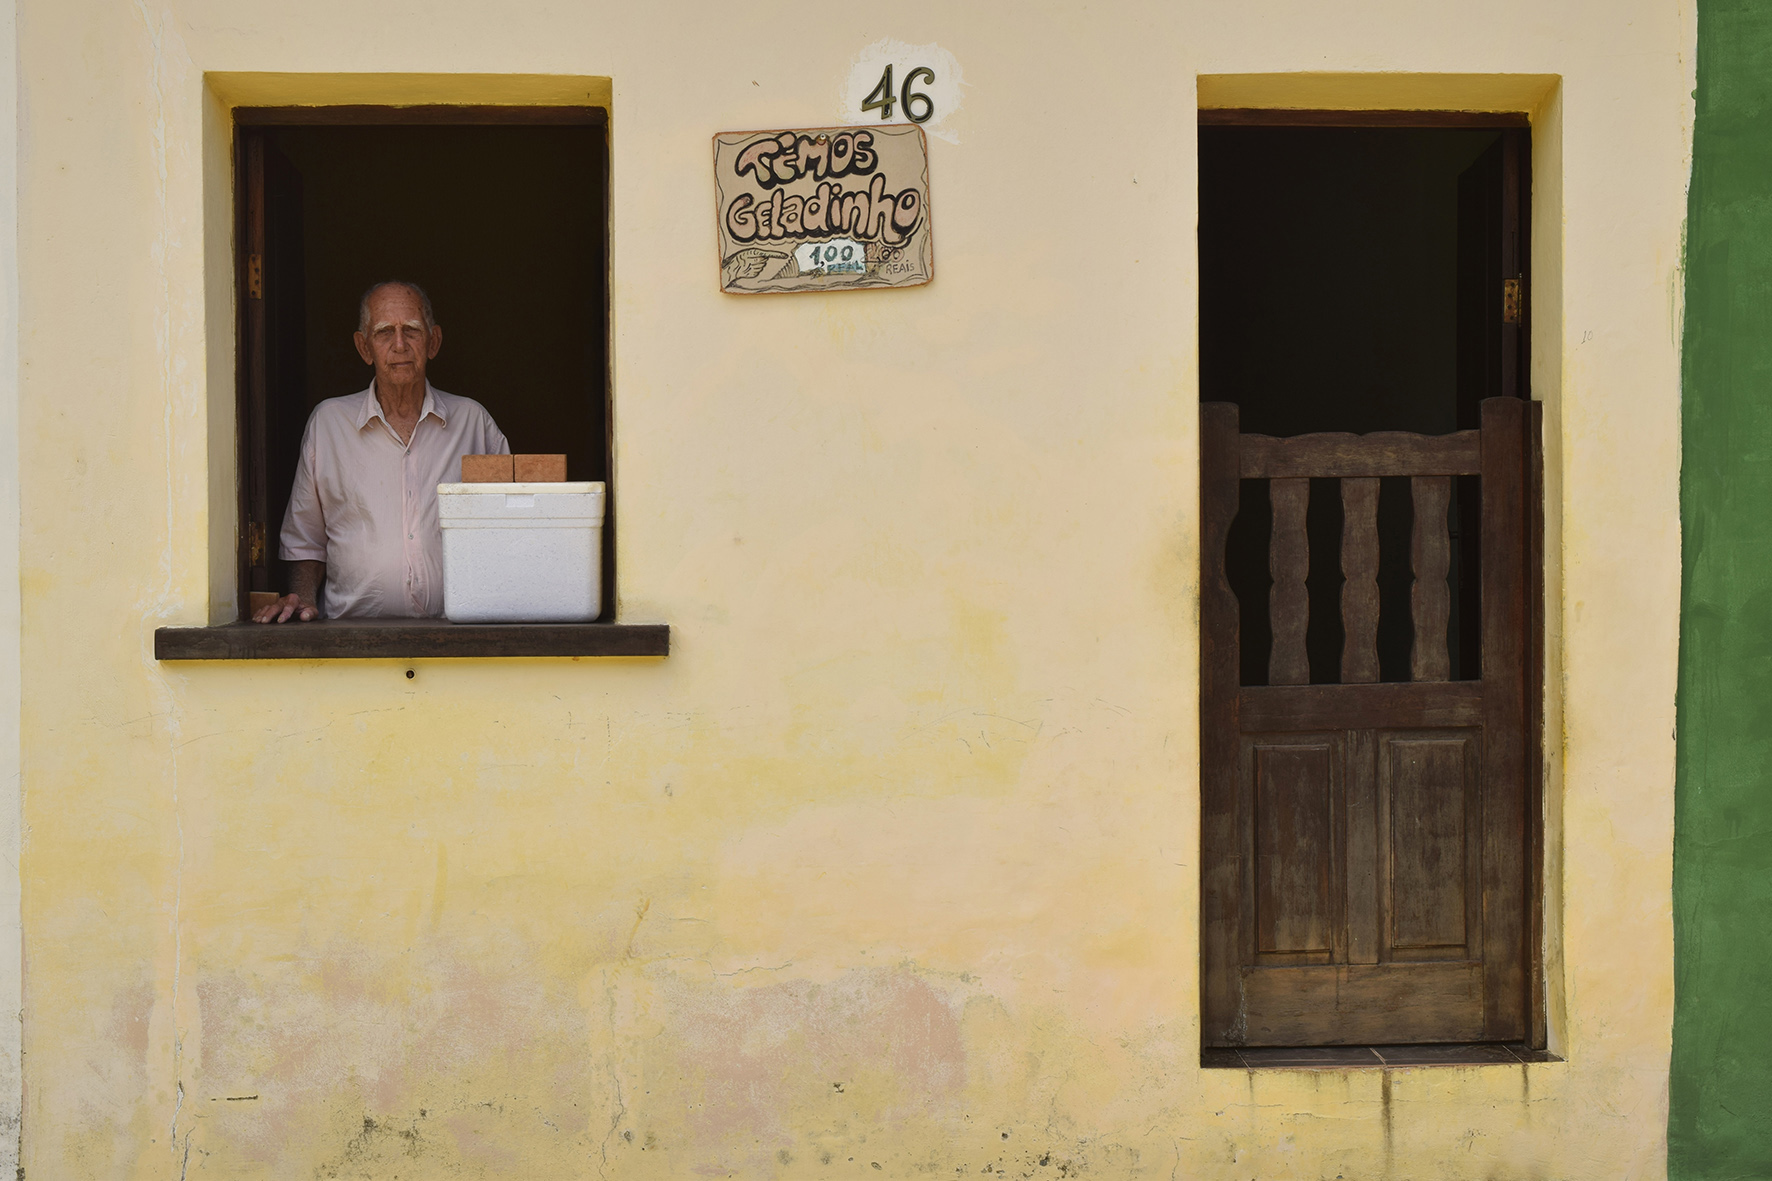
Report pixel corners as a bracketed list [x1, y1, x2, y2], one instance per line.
[235, 110, 612, 622]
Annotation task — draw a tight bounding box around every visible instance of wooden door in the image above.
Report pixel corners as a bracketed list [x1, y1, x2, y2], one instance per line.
[1200, 398, 1536, 1046]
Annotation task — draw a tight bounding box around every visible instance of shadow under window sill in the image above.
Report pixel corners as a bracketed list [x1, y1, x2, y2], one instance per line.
[154, 618, 669, 660]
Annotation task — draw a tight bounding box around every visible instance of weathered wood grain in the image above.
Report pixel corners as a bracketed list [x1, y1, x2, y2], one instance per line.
[1480, 396, 1528, 1041]
[154, 620, 670, 660]
[1411, 476, 1453, 682]
[1268, 478, 1311, 686]
[1340, 477, 1381, 684]
[1385, 734, 1477, 952]
[1344, 729, 1380, 965]
[1239, 682, 1482, 731]
[1254, 742, 1338, 956]
[1236, 962, 1486, 1046]
[1241, 431, 1481, 479]
[1524, 399, 1547, 1050]
[1198, 403, 1246, 1045]
[1201, 399, 1537, 1049]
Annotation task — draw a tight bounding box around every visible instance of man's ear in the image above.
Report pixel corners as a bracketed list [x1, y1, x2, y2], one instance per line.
[353, 331, 374, 365]
[427, 325, 443, 359]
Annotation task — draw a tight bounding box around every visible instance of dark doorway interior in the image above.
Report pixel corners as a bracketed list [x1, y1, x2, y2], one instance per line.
[1196, 117, 1542, 1053]
[1199, 125, 1527, 684]
[236, 114, 610, 618]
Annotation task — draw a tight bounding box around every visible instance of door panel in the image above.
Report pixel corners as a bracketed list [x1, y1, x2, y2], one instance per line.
[1384, 732, 1479, 955]
[1200, 399, 1533, 1047]
[1239, 962, 1486, 1046]
[1251, 739, 1339, 959]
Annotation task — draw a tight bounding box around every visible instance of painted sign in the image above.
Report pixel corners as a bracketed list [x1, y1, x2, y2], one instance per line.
[713, 124, 932, 294]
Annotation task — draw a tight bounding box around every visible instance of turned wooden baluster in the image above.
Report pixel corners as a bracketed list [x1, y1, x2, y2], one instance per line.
[1410, 475, 1452, 682]
[1340, 477, 1381, 684]
[1268, 478, 1310, 685]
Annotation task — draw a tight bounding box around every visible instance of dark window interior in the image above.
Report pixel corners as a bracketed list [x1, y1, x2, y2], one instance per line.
[1199, 126, 1526, 685]
[236, 111, 611, 620]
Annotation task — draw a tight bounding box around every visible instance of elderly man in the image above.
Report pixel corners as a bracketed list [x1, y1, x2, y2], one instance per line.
[254, 281, 509, 622]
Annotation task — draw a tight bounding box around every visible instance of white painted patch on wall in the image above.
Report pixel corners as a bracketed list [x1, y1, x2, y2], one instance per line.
[840, 39, 965, 145]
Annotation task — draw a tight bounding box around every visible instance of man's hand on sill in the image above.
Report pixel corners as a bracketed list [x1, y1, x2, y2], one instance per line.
[251, 559, 325, 624]
[252, 594, 318, 624]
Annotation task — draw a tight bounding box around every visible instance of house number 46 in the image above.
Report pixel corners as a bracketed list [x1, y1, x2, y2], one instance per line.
[861, 65, 936, 124]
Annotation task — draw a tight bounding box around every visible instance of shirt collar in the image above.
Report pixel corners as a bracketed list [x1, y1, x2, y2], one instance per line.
[355, 381, 446, 431]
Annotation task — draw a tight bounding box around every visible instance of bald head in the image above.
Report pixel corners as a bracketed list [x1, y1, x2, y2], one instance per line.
[353, 281, 443, 394]
[358, 280, 435, 334]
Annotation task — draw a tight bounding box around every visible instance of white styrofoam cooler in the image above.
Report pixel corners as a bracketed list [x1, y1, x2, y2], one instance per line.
[438, 481, 605, 623]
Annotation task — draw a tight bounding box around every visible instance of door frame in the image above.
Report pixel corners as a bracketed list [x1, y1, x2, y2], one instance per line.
[1194, 108, 1546, 1051]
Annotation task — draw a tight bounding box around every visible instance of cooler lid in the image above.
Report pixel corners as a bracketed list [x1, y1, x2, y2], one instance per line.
[438, 481, 603, 495]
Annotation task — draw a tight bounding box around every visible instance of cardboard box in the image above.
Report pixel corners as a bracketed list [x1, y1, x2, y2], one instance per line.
[514, 454, 568, 482]
[461, 454, 515, 482]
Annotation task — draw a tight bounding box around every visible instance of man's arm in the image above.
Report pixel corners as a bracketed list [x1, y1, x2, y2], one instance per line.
[252, 560, 324, 624]
[260, 411, 327, 624]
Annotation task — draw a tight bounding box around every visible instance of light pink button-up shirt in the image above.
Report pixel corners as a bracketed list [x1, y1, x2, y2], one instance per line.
[280, 383, 510, 618]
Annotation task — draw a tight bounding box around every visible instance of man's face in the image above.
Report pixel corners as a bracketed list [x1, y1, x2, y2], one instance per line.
[353, 286, 442, 388]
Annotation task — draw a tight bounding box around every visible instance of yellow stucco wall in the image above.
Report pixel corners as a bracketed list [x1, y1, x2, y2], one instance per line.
[16, 2, 1691, 1177]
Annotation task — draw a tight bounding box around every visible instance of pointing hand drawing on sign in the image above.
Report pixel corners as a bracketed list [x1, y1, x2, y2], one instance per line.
[720, 248, 798, 289]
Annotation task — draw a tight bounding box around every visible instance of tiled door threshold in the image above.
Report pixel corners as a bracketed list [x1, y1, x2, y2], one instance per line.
[1202, 1043, 1560, 1069]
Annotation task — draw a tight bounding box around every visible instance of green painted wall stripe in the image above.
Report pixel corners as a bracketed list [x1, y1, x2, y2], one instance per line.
[1672, 1, 1772, 1177]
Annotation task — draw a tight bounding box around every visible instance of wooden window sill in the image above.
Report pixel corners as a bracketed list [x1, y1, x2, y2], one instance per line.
[154, 619, 669, 661]
[1201, 1043, 1560, 1070]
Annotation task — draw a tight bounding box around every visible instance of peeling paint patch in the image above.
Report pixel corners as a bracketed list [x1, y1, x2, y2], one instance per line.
[193, 940, 594, 1175]
[630, 966, 966, 1172]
